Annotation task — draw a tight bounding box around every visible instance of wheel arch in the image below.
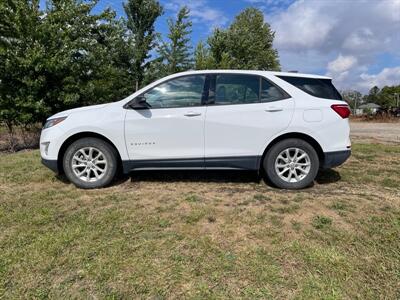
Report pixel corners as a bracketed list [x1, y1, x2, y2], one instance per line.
[57, 132, 122, 174]
[259, 132, 324, 171]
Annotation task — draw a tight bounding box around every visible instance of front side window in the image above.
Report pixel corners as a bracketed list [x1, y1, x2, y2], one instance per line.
[261, 78, 290, 102]
[143, 75, 206, 108]
[214, 74, 260, 105]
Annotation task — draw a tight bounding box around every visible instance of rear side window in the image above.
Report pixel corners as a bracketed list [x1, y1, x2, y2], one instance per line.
[215, 74, 259, 105]
[261, 78, 290, 103]
[210, 74, 290, 105]
[278, 76, 342, 100]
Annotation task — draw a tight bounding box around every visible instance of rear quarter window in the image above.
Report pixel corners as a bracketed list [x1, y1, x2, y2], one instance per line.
[277, 76, 342, 100]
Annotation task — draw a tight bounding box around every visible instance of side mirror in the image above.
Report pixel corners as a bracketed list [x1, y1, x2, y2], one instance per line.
[125, 95, 150, 109]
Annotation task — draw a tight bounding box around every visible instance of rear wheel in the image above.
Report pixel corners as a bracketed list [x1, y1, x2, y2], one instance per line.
[264, 138, 319, 189]
[63, 138, 118, 189]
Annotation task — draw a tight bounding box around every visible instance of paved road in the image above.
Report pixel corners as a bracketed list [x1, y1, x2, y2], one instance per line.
[350, 121, 400, 144]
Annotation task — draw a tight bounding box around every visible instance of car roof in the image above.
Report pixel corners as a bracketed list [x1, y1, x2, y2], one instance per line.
[169, 69, 332, 80]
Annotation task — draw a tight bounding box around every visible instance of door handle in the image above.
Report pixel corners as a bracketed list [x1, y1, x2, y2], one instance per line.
[265, 107, 283, 112]
[184, 112, 202, 117]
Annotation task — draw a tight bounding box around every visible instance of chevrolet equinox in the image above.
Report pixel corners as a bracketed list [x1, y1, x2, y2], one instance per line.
[40, 70, 351, 189]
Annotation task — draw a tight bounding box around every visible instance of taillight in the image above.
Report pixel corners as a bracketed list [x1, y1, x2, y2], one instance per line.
[331, 104, 351, 118]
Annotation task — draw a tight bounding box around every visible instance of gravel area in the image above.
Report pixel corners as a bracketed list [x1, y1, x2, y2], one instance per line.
[350, 121, 400, 144]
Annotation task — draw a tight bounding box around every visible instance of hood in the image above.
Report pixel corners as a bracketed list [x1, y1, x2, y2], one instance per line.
[48, 103, 109, 119]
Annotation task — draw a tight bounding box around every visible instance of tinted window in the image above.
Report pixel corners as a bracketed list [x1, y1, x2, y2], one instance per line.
[278, 76, 342, 100]
[143, 75, 205, 108]
[215, 74, 259, 105]
[261, 78, 289, 102]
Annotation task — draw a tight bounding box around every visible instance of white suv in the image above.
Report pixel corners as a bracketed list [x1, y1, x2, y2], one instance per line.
[40, 70, 351, 189]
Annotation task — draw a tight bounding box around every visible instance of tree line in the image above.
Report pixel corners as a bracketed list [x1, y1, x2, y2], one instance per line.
[0, 0, 280, 139]
[342, 85, 400, 111]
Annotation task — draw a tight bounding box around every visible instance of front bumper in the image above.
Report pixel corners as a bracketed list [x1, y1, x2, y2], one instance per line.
[322, 150, 351, 169]
[41, 158, 59, 173]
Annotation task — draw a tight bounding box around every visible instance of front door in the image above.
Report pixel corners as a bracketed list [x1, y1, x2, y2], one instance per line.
[124, 74, 207, 166]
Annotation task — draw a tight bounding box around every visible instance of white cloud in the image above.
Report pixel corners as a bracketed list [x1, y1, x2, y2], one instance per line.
[327, 55, 358, 74]
[165, 0, 228, 29]
[358, 67, 400, 89]
[266, 0, 400, 92]
[271, 1, 337, 50]
[342, 28, 377, 51]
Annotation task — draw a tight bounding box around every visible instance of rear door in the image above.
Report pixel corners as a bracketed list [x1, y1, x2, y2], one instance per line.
[204, 73, 295, 169]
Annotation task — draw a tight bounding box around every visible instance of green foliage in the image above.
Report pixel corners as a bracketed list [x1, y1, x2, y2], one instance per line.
[360, 85, 400, 109]
[0, 4, 279, 140]
[207, 28, 229, 68]
[195, 8, 280, 71]
[366, 86, 380, 104]
[124, 0, 163, 90]
[312, 216, 333, 230]
[194, 41, 215, 70]
[0, 0, 135, 129]
[0, 0, 42, 129]
[342, 86, 400, 110]
[158, 6, 193, 75]
[375, 85, 400, 108]
[225, 8, 280, 70]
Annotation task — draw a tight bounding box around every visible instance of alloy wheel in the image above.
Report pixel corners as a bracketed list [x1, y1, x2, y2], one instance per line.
[274, 147, 311, 183]
[71, 147, 108, 182]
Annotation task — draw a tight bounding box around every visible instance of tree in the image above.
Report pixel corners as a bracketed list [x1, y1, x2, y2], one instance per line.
[204, 29, 232, 69]
[366, 86, 380, 104]
[0, 0, 133, 149]
[194, 41, 215, 70]
[342, 90, 363, 110]
[376, 85, 400, 108]
[203, 8, 280, 70]
[0, 0, 42, 149]
[228, 8, 279, 70]
[142, 56, 165, 86]
[158, 6, 193, 75]
[123, 0, 163, 90]
[0, 0, 19, 48]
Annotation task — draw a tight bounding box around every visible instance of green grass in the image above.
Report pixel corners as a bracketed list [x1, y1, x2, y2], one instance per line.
[312, 215, 333, 229]
[0, 142, 399, 299]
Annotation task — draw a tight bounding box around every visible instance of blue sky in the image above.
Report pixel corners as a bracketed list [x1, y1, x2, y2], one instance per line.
[93, 0, 296, 46]
[41, 0, 400, 92]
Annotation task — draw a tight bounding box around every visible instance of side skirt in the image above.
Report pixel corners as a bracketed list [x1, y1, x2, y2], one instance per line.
[122, 156, 260, 173]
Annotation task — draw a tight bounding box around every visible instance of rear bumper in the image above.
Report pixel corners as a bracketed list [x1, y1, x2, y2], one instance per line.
[41, 158, 59, 173]
[322, 150, 351, 169]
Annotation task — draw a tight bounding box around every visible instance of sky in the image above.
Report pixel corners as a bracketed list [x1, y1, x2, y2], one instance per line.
[48, 0, 400, 93]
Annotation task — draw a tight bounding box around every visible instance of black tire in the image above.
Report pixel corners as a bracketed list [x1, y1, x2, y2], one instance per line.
[63, 137, 118, 189]
[263, 138, 319, 189]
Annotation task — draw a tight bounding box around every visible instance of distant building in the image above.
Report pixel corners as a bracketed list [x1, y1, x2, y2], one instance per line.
[358, 103, 381, 114]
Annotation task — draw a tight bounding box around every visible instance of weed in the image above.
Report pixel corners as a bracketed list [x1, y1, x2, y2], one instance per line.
[312, 215, 333, 230]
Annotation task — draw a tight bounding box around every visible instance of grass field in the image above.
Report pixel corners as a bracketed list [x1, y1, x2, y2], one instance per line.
[0, 142, 399, 299]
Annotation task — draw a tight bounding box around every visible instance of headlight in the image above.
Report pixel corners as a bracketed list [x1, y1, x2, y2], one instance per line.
[43, 116, 67, 129]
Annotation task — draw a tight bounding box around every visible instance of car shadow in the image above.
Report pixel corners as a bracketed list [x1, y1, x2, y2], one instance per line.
[315, 168, 341, 184]
[127, 168, 341, 185]
[127, 170, 261, 184]
[55, 174, 70, 184]
[56, 168, 341, 187]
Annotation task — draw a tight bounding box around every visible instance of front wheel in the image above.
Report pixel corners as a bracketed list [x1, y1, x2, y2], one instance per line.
[63, 138, 118, 189]
[263, 138, 319, 189]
